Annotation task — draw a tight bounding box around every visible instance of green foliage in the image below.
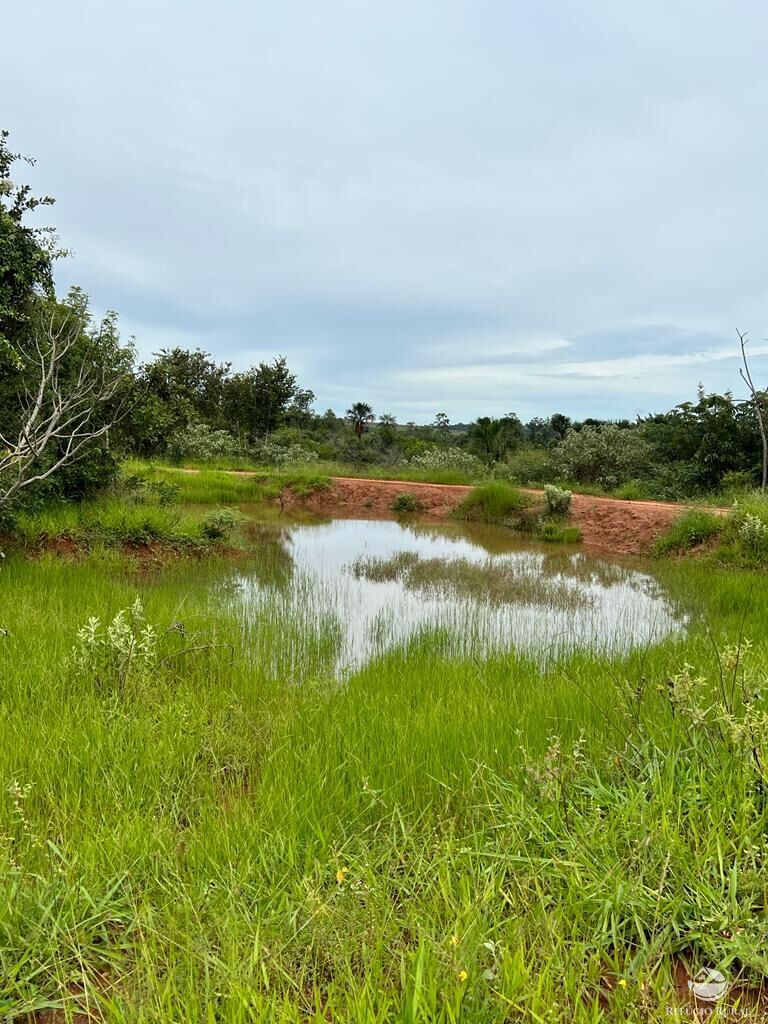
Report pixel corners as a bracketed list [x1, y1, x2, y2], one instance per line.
[640, 391, 762, 492]
[543, 484, 572, 517]
[501, 445, 558, 484]
[409, 446, 484, 479]
[69, 597, 159, 696]
[201, 507, 245, 541]
[250, 439, 319, 465]
[538, 522, 583, 543]
[655, 509, 724, 554]
[167, 422, 242, 463]
[390, 492, 422, 514]
[721, 470, 757, 499]
[553, 425, 651, 489]
[225, 355, 315, 440]
[467, 414, 524, 464]
[453, 482, 530, 524]
[345, 401, 375, 439]
[0, 129, 57, 349]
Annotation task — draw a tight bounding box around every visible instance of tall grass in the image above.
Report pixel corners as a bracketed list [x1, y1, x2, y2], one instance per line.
[1, 549, 767, 1019]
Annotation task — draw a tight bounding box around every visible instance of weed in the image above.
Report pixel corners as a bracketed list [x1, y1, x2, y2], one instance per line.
[391, 492, 422, 514]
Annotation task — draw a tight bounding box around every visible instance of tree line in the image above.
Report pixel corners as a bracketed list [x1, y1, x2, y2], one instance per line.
[1, 128, 767, 511]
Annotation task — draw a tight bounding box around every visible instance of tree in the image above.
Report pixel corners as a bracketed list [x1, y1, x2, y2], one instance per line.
[467, 415, 524, 464]
[378, 412, 397, 446]
[226, 356, 313, 440]
[737, 329, 767, 492]
[0, 292, 132, 507]
[346, 402, 374, 439]
[0, 129, 60, 348]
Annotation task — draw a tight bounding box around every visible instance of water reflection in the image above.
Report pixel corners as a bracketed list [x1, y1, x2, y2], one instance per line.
[229, 517, 687, 675]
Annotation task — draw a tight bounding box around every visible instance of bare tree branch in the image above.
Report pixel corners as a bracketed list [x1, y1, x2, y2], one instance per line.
[0, 305, 129, 507]
[737, 329, 768, 493]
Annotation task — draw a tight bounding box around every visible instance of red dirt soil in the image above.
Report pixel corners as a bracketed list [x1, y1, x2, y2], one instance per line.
[282, 476, 726, 556]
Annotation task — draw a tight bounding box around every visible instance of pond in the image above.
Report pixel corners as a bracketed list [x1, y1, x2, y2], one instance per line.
[219, 516, 687, 676]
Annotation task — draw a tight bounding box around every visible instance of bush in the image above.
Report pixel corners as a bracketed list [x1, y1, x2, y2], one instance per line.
[655, 509, 723, 554]
[201, 507, 244, 541]
[409, 447, 484, 478]
[553, 425, 650, 490]
[251, 440, 320, 466]
[501, 446, 558, 485]
[69, 597, 157, 696]
[543, 484, 572, 517]
[391, 492, 422, 514]
[167, 423, 242, 462]
[453, 482, 530, 524]
[729, 495, 768, 557]
[720, 470, 756, 499]
[120, 474, 180, 506]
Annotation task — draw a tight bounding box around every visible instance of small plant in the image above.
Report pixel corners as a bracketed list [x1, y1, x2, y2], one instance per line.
[70, 597, 158, 695]
[391, 492, 422, 515]
[201, 506, 244, 541]
[543, 484, 572, 518]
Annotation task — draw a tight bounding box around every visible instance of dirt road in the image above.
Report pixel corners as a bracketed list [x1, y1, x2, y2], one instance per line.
[282, 475, 726, 555]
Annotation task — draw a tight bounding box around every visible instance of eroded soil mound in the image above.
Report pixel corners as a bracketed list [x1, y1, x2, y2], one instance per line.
[284, 476, 720, 555]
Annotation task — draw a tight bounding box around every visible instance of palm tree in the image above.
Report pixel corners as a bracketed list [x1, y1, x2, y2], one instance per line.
[346, 401, 375, 439]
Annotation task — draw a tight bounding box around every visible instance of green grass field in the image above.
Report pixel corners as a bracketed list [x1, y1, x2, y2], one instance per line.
[2, 471, 768, 1020]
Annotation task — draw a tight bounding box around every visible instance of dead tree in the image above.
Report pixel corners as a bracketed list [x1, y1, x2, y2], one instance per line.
[0, 305, 128, 507]
[737, 329, 768, 493]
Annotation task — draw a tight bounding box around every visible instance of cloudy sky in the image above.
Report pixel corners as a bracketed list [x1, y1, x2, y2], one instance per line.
[3, 1, 767, 422]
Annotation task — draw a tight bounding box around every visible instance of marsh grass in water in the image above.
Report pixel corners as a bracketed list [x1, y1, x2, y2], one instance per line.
[352, 550, 594, 610]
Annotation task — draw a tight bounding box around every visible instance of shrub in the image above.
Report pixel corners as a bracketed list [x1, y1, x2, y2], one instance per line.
[453, 482, 529, 525]
[69, 597, 158, 696]
[553, 425, 650, 490]
[391, 492, 422, 514]
[167, 423, 242, 462]
[409, 447, 484, 478]
[201, 507, 244, 541]
[655, 509, 723, 554]
[501, 446, 558, 484]
[121, 474, 180, 506]
[729, 496, 768, 557]
[543, 484, 572, 517]
[251, 440, 319, 466]
[721, 470, 757, 499]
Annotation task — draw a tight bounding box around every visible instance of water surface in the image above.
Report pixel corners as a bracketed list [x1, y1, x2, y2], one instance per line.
[221, 517, 686, 675]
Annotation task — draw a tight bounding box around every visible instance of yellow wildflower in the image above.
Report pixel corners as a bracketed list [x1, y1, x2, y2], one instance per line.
[458, 969, 468, 983]
[450, 934, 459, 947]
[336, 866, 349, 883]
[617, 978, 627, 989]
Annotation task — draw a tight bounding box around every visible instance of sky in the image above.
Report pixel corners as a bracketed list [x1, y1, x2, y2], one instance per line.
[3, 0, 768, 423]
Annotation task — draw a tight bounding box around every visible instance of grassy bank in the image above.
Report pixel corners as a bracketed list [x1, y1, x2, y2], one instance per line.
[1, 545, 767, 1020]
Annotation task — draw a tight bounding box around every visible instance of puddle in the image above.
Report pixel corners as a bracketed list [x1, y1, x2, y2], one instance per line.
[226, 517, 687, 675]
